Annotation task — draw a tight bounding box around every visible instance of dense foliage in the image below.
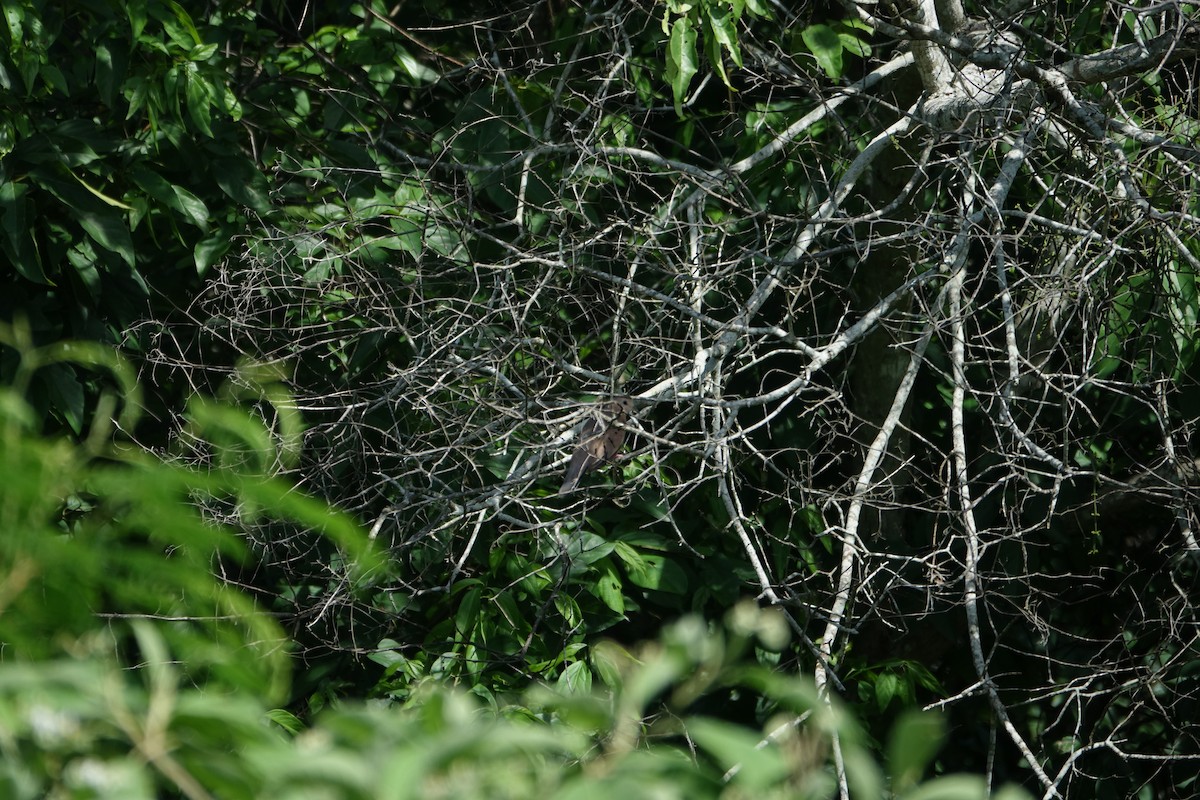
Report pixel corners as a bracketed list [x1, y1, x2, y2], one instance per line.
[0, 333, 1030, 799]
[3, 0, 1200, 797]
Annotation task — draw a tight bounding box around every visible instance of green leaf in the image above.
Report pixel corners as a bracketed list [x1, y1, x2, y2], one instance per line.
[666, 17, 699, 117]
[39, 64, 68, 95]
[189, 42, 218, 62]
[213, 157, 271, 213]
[493, 590, 526, 634]
[424, 220, 466, 260]
[73, 171, 134, 210]
[887, 711, 945, 793]
[185, 71, 214, 136]
[195, 227, 230, 275]
[162, 0, 202, 49]
[900, 774, 991, 800]
[875, 671, 899, 711]
[593, 558, 626, 614]
[707, 6, 742, 68]
[686, 716, 788, 790]
[743, 0, 769, 17]
[0, 182, 48, 284]
[455, 586, 482, 638]
[706, 24, 731, 87]
[94, 40, 124, 107]
[131, 166, 209, 228]
[66, 241, 102, 300]
[124, 75, 150, 119]
[591, 640, 635, 688]
[127, 2, 147, 40]
[556, 660, 593, 695]
[801, 24, 844, 79]
[265, 708, 305, 734]
[619, 545, 688, 594]
[40, 363, 85, 435]
[838, 30, 871, 58]
[613, 541, 647, 572]
[367, 643, 407, 669]
[397, 50, 438, 84]
[78, 207, 135, 266]
[568, 531, 616, 565]
[555, 593, 583, 629]
[172, 184, 209, 229]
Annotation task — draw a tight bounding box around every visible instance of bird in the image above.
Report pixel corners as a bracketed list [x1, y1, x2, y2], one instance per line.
[558, 396, 634, 495]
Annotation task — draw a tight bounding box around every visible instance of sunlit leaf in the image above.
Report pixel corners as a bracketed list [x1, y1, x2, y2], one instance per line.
[666, 17, 699, 117]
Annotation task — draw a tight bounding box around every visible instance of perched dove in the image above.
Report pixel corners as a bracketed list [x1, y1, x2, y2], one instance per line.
[559, 396, 634, 494]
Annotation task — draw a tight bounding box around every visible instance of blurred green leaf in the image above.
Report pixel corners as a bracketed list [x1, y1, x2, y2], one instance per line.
[887, 711, 945, 793]
[687, 716, 788, 790]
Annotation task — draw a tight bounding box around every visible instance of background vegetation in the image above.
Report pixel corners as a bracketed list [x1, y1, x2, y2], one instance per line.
[2, 0, 1199, 797]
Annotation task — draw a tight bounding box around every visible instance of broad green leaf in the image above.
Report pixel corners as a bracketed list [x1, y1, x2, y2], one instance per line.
[213, 157, 272, 213]
[132, 166, 209, 228]
[3, 4, 25, 40]
[887, 711, 945, 793]
[92, 36, 131, 106]
[801, 24, 843, 79]
[556, 660, 593, 695]
[78, 207, 135, 266]
[555, 593, 583, 629]
[593, 558, 626, 614]
[568, 531, 616, 565]
[492, 590, 526, 633]
[686, 716, 788, 790]
[397, 50, 438, 84]
[124, 75, 150, 119]
[171, 184, 209, 229]
[875, 671, 899, 711]
[127, 2, 147, 39]
[620, 546, 688, 594]
[900, 774, 991, 800]
[189, 42, 218, 62]
[367, 645, 407, 669]
[590, 640, 635, 688]
[194, 230, 229, 275]
[162, 0, 202, 49]
[613, 541, 647, 573]
[39, 64, 67, 95]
